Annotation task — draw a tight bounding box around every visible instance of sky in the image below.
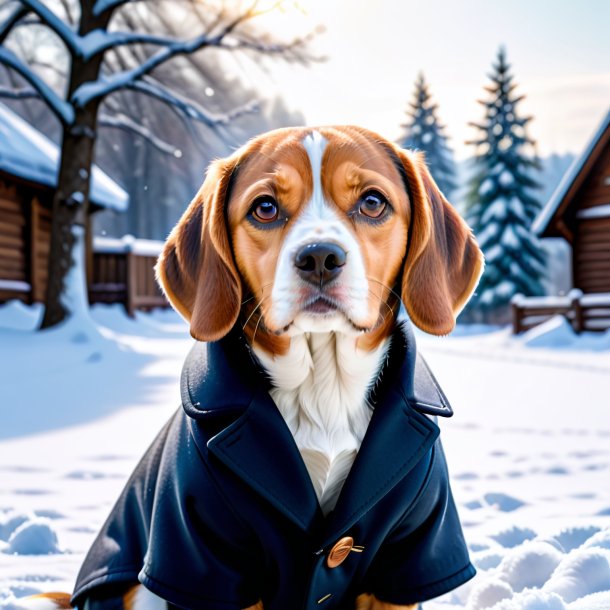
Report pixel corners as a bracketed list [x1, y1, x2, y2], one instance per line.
[253, 0, 610, 161]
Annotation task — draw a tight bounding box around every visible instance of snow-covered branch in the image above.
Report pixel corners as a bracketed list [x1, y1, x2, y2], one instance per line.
[0, 5, 29, 43]
[127, 77, 259, 126]
[18, 0, 80, 55]
[92, 0, 130, 18]
[71, 8, 262, 106]
[98, 112, 181, 155]
[0, 46, 73, 123]
[79, 30, 188, 61]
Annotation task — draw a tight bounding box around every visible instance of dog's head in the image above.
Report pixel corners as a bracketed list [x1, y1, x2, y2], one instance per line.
[156, 126, 483, 353]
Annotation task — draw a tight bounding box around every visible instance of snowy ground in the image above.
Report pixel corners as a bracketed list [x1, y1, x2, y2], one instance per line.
[0, 301, 609, 610]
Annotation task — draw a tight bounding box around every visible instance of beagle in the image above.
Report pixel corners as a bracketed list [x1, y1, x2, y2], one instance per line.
[24, 126, 483, 610]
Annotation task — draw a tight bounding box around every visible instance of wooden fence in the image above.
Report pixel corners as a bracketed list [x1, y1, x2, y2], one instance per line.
[89, 236, 169, 316]
[512, 290, 610, 334]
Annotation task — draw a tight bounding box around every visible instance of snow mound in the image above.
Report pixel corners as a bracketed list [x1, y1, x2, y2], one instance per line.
[5, 518, 60, 555]
[519, 315, 610, 351]
[582, 528, 610, 550]
[475, 550, 505, 571]
[497, 541, 564, 592]
[0, 512, 30, 541]
[543, 548, 610, 603]
[548, 526, 601, 552]
[492, 590, 567, 610]
[520, 316, 577, 349]
[568, 590, 610, 609]
[468, 578, 513, 609]
[0, 300, 43, 331]
[491, 526, 537, 548]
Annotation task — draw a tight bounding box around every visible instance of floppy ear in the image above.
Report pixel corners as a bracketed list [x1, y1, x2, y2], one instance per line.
[398, 150, 484, 335]
[155, 157, 241, 342]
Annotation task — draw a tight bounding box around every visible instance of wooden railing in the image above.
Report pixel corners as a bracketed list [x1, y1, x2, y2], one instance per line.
[90, 236, 169, 316]
[512, 290, 610, 334]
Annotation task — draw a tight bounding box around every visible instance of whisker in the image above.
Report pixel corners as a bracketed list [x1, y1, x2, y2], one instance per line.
[242, 295, 269, 331]
[367, 288, 394, 324]
[251, 308, 265, 346]
[366, 276, 402, 305]
[241, 281, 274, 305]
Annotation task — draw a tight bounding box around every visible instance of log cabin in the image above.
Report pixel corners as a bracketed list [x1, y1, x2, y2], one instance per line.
[0, 103, 128, 306]
[513, 108, 610, 333]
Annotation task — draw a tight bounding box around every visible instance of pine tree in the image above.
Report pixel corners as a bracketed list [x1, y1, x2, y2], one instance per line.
[398, 72, 456, 200]
[465, 47, 546, 317]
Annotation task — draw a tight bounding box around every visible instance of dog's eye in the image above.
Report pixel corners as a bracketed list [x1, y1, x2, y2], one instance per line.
[251, 197, 279, 223]
[359, 191, 388, 219]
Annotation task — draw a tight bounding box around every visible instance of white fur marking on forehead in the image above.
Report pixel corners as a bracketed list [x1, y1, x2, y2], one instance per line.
[302, 131, 327, 211]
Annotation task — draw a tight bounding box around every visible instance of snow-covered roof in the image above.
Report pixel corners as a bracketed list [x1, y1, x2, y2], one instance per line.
[0, 103, 128, 211]
[93, 235, 163, 256]
[533, 108, 610, 237]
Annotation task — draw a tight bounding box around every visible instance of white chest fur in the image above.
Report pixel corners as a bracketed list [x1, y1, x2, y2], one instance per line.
[254, 333, 389, 515]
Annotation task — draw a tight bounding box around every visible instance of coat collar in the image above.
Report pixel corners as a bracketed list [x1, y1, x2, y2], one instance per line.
[180, 321, 452, 536]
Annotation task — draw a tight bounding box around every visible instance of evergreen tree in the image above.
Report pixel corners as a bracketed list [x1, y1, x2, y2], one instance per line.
[465, 47, 546, 316]
[398, 72, 456, 199]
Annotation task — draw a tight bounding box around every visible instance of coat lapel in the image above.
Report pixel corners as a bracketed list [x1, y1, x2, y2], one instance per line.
[182, 333, 322, 533]
[322, 321, 448, 543]
[182, 321, 451, 539]
[207, 390, 323, 532]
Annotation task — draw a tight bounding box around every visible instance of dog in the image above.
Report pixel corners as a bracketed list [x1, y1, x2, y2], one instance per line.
[23, 126, 483, 610]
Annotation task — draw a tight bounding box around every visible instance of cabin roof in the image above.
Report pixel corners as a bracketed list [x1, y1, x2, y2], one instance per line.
[533, 108, 610, 239]
[0, 103, 128, 211]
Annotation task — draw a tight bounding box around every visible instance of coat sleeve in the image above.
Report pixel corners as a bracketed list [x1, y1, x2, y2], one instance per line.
[72, 411, 262, 610]
[138, 413, 263, 610]
[363, 441, 476, 605]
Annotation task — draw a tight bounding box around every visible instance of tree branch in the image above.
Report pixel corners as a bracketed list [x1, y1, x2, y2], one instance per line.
[71, 7, 262, 106]
[18, 0, 79, 55]
[79, 29, 189, 61]
[0, 46, 73, 123]
[98, 111, 181, 156]
[126, 76, 259, 126]
[0, 5, 29, 44]
[92, 0, 130, 18]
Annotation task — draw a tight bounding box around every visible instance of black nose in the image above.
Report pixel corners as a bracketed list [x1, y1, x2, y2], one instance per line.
[294, 242, 347, 287]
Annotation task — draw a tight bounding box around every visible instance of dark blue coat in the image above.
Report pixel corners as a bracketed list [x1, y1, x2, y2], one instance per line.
[72, 322, 475, 610]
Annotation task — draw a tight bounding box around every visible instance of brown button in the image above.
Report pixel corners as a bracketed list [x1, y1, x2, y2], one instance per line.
[327, 536, 354, 568]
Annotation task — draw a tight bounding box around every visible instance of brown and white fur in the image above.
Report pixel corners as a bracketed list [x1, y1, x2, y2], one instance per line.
[21, 126, 483, 610]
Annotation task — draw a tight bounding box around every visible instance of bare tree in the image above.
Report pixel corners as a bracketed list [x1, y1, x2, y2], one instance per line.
[0, 0, 312, 329]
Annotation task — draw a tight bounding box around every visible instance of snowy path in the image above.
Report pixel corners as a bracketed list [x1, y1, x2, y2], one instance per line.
[0, 304, 609, 609]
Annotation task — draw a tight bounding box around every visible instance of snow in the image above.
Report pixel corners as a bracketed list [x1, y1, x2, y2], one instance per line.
[501, 225, 521, 249]
[500, 170, 515, 187]
[0, 103, 127, 211]
[481, 198, 507, 223]
[5, 518, 61, 555]
[479, 178, 494, 197]
[580, 292, 610, 307]
[61, 225, 89, 320]
[0, 280, 30, 293]
[576, 204, 610, 220]
[93, 235, 163, 256]
[0, 306, 609, 608]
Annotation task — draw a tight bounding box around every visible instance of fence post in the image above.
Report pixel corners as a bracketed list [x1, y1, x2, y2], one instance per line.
[569, 288, 584, 333]
[126, 246, 136, 318]
[511, 294, 523, 334]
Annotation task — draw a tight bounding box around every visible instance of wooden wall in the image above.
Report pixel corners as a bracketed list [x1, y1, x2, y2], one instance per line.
[0, 179, 53, 304]
[0, 181, 28, 302]
[572, 142, 610, 294]
[574, 217, 610, 293]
